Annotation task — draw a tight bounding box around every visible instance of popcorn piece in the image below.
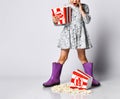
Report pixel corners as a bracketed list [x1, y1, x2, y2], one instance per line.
[51, 83, 92, 95]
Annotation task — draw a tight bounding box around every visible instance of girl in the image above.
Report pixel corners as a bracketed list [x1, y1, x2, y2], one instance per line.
[43, 0, 100, 87]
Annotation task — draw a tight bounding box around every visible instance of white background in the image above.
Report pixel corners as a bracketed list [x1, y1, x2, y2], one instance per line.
[0, 0, 120, 82]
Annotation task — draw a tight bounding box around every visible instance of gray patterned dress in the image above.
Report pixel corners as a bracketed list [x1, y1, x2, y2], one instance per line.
[57, 3, 93, 49]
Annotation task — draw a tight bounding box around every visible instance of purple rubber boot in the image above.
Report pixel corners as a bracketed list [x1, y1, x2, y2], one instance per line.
[43, 62, 63, 87]
[83, 62, 100, 86]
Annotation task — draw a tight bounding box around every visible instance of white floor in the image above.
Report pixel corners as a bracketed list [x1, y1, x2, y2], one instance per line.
[0, 76, 120, 99]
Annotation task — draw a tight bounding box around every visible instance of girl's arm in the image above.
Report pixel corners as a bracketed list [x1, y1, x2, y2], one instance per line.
[79, 3, 91, 24]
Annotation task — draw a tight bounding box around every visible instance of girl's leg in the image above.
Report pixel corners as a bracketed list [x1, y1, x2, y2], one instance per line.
[77, 49, 100, 86]
[77, 49, 88, 64]
[43, 49, 70, 87]
[57, 49, 70, 64]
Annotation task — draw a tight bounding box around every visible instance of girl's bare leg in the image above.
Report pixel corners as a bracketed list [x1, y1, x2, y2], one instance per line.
[77, 49, 88, 64]
[58, 49, 70, 64]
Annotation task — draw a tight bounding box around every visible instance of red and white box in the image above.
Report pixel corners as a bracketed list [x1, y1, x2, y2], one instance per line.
[51, 6, 72, 25]
[70, 69, 93, 90]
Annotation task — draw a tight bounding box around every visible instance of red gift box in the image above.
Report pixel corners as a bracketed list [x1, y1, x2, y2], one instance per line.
[51, 6, 72, 25]
[70, 69, 93, 90]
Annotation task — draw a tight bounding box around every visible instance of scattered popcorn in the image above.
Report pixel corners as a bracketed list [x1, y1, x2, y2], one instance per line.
[51, 83, 92, 95]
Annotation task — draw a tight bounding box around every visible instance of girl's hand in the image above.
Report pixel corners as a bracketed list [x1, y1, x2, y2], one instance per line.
[52, 15, 60, 24]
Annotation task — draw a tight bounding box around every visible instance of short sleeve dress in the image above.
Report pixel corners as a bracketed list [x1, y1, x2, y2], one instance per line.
[57, 3, 93, 49]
